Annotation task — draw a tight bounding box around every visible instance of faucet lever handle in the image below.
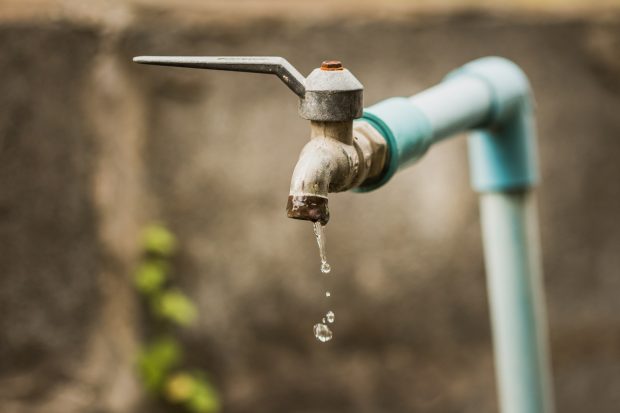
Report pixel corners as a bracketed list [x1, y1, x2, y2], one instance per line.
[133, 55, 306, 98]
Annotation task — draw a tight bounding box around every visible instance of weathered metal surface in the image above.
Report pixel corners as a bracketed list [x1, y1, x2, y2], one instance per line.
[133, 55, 363, 122]
[299, 66, 363, 121]
[286, 195, 330, 225]
[133, 56, 307, 97]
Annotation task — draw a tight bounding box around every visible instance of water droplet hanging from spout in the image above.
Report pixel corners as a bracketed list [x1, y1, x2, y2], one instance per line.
[313, 221, 331, 274]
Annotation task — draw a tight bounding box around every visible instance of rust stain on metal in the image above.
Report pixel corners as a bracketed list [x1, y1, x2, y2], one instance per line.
[286, 195, 330, 225]
[321, 60, 343, 71]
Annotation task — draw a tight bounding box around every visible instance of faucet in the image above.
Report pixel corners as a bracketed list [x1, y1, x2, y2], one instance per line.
[134, 55, 555, 413]
[132, 56, 386, 225]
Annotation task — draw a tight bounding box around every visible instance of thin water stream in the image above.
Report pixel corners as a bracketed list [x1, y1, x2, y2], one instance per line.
[313, 222, 331, 274]
[312, 222, 335, 343]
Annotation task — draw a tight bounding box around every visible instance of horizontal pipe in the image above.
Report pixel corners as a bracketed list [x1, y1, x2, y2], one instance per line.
[408, 75, 492, 141]
[357, 57, 538, 193]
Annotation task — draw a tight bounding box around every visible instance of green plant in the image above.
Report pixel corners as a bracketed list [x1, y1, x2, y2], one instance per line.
[135, 224, 220, 413]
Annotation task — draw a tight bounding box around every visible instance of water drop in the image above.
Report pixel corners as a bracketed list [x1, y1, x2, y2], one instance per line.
[313, 323, 333, 342]
[313, 222, 331, 274]
[325, 291, 331, 297]
[326, 310, 335, 323]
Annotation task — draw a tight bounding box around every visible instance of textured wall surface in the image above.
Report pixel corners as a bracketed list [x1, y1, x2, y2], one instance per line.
[1, 4, 620, 413]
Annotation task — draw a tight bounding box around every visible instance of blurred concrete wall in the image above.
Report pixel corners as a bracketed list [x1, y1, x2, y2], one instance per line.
[1, 3, 620, 413]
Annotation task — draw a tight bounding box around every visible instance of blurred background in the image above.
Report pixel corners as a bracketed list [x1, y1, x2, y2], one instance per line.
[1, 0, 620, 412]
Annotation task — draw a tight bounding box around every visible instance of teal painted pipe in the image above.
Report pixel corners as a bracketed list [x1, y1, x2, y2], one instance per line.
[357, 57, 537, 193]
[481, 191, 554, 413]
[357, 57, 554, 413]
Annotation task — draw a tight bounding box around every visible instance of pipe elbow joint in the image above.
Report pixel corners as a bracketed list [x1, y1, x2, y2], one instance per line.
[449, 56, 533, 125]
[451, 57, 539, 192]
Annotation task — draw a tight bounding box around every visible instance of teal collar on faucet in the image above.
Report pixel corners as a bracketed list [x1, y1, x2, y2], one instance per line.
[354, 98, 433, 192]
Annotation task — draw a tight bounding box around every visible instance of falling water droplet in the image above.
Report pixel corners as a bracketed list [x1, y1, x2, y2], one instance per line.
[313, 222, 331, 274]
[312, 222, 334, 342]
[326, 310, 335, 323]
[313, 323, 333, 342]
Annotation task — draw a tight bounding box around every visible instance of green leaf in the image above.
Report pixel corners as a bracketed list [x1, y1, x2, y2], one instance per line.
[186, 375, 220, 413]
[134, 261, 168, 294]
[153, 289, 198, 326]
[165, 372, 195, 402]
[143, 224, 177, 256]
[137, 337, 182, 391]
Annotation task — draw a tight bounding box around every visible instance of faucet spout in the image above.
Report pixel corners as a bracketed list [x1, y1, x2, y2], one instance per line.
[286, 134, 351, 225]
[286, 121, 387, 224]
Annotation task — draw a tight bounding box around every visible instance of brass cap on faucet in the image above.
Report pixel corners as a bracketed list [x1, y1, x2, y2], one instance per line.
[321, 60, 343, 71]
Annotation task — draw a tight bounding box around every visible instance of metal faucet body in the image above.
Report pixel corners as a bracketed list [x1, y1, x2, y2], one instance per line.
[133, 55, 554, 413]
[287, 120, 386, 224]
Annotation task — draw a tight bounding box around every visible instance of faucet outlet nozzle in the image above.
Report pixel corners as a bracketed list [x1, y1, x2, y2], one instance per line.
[287, 195, 330, 225]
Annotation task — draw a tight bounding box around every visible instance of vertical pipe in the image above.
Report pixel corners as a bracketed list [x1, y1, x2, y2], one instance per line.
[479, 191, 554, 413]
